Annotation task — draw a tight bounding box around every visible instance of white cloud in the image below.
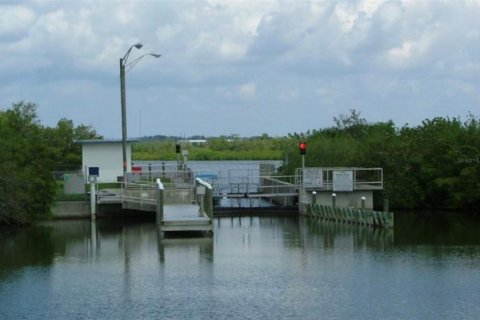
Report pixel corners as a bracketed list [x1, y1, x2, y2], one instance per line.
[219, 39, 247, 58]
[359, 0, 386, 18]
[334, 3, 358, 33]
[155, 24, 182, 43]
[0, 5, 35, 35]
[115, 3, 136, 25]
[387, 40, 415, 66]
[239, 83, 257, 100]
[2, 0, 480, 137]
[41, 9, 68, 35]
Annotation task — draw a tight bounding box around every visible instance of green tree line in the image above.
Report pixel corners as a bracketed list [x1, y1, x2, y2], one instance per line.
[279, 110, 480, 211]
[0, 102, 100, 225]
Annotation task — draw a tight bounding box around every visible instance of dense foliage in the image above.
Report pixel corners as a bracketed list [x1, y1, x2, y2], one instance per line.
[45, 118, 101, 171]
[0, 102, 100, 225]
[280, 110, 480, 211]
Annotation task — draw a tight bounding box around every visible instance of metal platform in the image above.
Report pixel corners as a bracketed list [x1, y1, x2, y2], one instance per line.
[161, 204, 212, 232]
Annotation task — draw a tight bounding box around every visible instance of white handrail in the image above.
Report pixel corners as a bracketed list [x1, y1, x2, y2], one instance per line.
[195, 177, 212, 190]
[156, 178, 164, 190]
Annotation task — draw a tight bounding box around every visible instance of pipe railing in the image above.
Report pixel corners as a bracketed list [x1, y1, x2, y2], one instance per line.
[295, 167, 383, 191]
[195, 177, 213, 219]
[156, 178, 164, 224]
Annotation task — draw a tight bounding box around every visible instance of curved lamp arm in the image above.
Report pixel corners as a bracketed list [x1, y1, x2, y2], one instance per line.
[126, 53, 162, 73]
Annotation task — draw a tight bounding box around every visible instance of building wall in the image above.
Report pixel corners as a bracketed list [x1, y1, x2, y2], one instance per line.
[82, 143, 132, 182]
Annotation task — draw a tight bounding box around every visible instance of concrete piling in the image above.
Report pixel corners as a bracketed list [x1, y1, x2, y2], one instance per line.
[90, 182, 96, 220]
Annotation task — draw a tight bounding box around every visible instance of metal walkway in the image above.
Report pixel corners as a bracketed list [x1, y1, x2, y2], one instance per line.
[92, 165, 386, 228]
[113, 178, 214, 233]
[162, 204, 212, 232]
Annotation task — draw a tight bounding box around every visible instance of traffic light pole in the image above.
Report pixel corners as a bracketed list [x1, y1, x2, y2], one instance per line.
[301, 154, 305, 187]
[299, 141, 307, 188]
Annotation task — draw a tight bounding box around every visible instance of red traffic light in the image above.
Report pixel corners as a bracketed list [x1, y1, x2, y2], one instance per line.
[299, 142, 307, 155]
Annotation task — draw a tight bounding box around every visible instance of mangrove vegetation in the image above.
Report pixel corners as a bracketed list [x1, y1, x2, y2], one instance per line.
[0, 102, 100, 225]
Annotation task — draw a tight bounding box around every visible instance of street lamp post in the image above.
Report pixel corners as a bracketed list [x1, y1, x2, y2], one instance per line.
[119, 43, 160, 178]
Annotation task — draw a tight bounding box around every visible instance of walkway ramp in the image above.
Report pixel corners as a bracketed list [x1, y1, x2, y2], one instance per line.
[119, 178, 213, 233]
[162, 204, 212, 232]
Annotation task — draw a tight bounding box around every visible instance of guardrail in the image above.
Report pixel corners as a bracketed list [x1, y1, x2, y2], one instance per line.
[121, 181, 158, 211]
[259, 176, 298, 206]
[126, 168, 194, 186]
[215, 174, 297, 194]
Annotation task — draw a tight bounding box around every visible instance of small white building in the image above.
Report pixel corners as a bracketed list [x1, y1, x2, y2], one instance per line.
[76, 139, 138, 182]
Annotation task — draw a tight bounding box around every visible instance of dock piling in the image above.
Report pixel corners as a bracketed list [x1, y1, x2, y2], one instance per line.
[90, 181, 96, 219]
[155, 178, 164, 226]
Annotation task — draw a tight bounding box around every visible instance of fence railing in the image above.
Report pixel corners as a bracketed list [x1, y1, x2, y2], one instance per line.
[121, 182, 158, 208]
[295, 167, 383, 191]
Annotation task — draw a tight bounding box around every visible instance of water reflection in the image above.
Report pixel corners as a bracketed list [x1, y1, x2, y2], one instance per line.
[299, 217, 394, 251]
[157, 233, 214, 264]
[2, 214, 480, 320]
[394, 212, 480, 246]
[0, 226, 57, 271]
[2, 213, 480, 276]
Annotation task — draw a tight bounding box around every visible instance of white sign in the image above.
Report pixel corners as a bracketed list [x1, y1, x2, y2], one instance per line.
[303, 168, 323, 188]
[333, 170, 354, 191]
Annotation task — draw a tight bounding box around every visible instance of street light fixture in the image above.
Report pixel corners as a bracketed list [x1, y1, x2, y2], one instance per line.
[120, 43, 160, 178]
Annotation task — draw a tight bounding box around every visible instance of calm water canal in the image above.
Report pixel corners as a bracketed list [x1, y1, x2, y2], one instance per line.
[1, 213, 480, 319]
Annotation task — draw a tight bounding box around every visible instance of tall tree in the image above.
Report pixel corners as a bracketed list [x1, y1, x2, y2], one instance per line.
[45, 118, 102, 171]
[0, 102, 57, 224]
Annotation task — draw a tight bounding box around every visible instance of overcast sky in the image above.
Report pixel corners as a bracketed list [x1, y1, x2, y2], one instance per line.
[1, 0, 480, 138]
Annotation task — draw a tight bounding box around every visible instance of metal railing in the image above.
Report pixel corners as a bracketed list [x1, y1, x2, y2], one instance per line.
[295, 167, 383, 191]
[196, 178, 213, 219]
[121, 181, 158, 208]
